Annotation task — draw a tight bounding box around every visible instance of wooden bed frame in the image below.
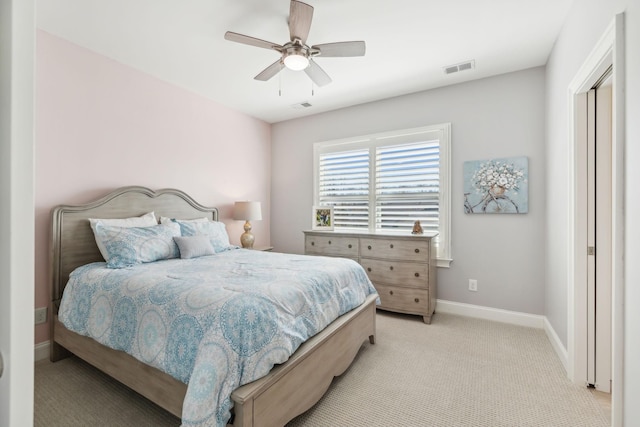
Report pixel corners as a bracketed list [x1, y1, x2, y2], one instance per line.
[50, 186, 377, 426]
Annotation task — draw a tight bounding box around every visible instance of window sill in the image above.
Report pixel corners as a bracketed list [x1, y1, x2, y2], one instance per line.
[437, 258, 452, 268]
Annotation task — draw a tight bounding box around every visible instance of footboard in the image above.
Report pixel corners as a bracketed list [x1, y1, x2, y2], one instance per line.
[53, 293, 377, 426]
[231, 293, 377, 427]
[53, 316, 187, 417]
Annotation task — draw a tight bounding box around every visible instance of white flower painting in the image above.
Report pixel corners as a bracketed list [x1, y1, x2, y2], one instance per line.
[463, 156, 528, 214]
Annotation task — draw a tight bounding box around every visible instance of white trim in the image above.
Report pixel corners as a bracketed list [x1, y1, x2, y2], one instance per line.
[0, 0, 35, 423]
[435, 299, 544, 329]
[438, 123, 452, 268]
[544, 317, 569, 373]
[610, 14, 625, 426]
[34, 341, 50, 362]
[436, 258, 452, 268]
[567, 13, 624, 426]
[435, 300, 570, 369]
[33, 310, 567, 383]
[313, 123, 452, 266]
[566, 21, 614, 385]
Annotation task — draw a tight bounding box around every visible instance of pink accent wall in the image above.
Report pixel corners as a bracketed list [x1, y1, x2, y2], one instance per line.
[35, 30, 272, 344]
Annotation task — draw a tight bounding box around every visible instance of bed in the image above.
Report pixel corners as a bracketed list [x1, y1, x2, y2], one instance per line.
[49, 186, 378, 427]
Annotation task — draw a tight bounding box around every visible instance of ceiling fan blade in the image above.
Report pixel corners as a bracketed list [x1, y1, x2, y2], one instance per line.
[289, 0, 313, 43]
[305, 59, 332, 87]
[254, 59, 284, 81]
[312, 41, 366, 57]
[224, 31, 282, 51]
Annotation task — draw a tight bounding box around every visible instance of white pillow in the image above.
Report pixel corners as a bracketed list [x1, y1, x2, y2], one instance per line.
[159, 216, 209, 224]
[89, 212, 157, 261]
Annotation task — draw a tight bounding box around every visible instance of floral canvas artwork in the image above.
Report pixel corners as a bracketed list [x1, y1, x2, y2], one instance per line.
[463, 156, 528, 214]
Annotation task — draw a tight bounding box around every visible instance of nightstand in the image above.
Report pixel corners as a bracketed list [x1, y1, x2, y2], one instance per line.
[251, 246, 273, 252]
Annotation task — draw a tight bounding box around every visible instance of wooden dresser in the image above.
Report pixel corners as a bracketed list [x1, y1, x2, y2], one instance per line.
[304, 230, 437, 324]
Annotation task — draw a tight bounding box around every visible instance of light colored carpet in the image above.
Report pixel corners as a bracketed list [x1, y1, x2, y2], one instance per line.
[35, 312, 610, 426]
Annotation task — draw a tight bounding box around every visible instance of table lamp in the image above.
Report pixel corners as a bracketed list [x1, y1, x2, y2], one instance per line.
[233, 201, 262, 249]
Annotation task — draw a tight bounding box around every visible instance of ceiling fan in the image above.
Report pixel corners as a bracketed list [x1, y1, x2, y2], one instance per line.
[224, 0, 366, 87]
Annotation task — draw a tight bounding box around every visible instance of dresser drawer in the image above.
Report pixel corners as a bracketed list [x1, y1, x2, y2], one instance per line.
[360, 258, 428, 288]
[304, 230, 436, 324]
[305, 235, 359, 258]
[360, 238, 430, 261]
[374, 283, 430, 314]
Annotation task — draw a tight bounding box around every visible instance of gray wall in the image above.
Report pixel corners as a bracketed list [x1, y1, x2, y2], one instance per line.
[272, 67, 546, 315]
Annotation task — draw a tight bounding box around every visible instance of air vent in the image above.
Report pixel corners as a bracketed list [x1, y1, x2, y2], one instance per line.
[443, 60, 475, 75]
[291, 102, 313, 109]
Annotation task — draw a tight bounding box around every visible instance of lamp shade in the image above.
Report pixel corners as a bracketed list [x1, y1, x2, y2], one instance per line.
[233, 201, 262, 221]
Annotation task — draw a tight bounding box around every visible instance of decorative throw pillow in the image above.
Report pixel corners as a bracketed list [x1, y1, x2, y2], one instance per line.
[174, 235, 216, 259]
[89, 212, 158, 261]
[166, 219, 232, 252]
[93, 222, 181, 268]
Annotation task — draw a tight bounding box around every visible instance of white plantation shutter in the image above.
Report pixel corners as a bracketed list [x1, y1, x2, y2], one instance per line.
[314, 124, 451, 266]
[375, 141, 440, 233]
[318, 149, 370, 229]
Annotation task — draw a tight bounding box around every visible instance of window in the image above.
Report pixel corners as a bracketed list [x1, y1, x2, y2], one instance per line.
[314, 124, 451, 267]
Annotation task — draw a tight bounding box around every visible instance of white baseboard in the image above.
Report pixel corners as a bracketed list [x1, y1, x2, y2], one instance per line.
[543, 316, 569, 372]
[435, 299, 569, 372]
[435, 299, 545, 329]
[35, 340, 50, 362]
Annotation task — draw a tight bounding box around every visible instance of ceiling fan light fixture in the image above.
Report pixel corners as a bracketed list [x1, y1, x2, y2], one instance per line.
[225, 0, 365, 86]
[283, 52, 309, 71]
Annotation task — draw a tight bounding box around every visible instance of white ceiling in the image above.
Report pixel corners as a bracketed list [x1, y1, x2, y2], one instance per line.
[37, 0, 574, 124]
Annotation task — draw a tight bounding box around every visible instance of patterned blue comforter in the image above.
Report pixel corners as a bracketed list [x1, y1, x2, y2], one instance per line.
[58, 249, 377, 426]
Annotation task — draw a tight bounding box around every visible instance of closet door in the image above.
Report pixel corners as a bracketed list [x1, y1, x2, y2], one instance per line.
[586, 72, 612, 393]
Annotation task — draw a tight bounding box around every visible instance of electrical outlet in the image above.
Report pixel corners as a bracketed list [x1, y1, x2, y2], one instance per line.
[35, 307, 47, 325]
[468, 279, 478, 292]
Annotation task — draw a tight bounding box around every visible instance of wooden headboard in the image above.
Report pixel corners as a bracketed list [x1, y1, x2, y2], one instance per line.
[50, 186, 218, 313]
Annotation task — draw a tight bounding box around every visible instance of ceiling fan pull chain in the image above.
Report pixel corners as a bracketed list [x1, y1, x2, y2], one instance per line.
[279, 71, 282, 97]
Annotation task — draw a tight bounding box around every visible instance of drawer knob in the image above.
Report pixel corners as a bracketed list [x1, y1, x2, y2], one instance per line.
[415, 248, 420, 253]
[348, 244, 352, 248]
[368, 245, 372, 250]
[311, 242, 315, 246]
[328, 240, 332, 244]
[390, 244, 394, 248]
[390, 266, 394, 271]
[389, 290, 394, 296]
[367, 267, 372, 272]
[414, 298, 420, 303]
[414, 272, 419, 277]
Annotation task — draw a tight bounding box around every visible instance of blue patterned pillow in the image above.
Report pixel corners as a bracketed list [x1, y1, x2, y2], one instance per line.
[94, 222, 181, 268]
[89, 212, 157, 261]
[168, 219, 232, 252]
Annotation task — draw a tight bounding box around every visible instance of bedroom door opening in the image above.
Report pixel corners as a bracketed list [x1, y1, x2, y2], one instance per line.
[586, 70, 613, 394]
[569, 14, 624, 425]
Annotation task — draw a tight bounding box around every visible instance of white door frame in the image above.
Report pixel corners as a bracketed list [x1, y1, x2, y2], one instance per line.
[0, 0, 35, 425]
[567, 14, 625, 426]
